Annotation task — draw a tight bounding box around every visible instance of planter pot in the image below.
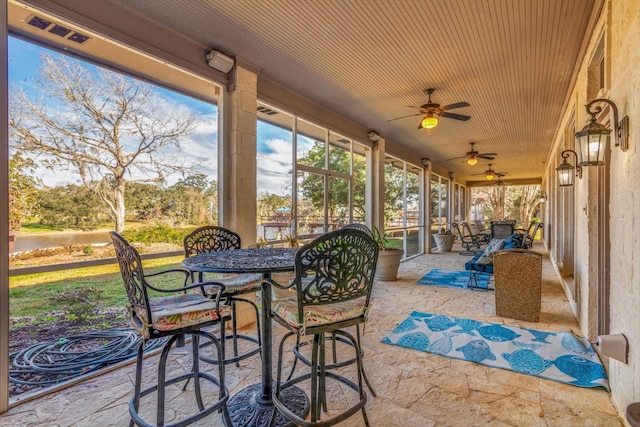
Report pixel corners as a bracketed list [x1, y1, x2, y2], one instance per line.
[375, 249, 404, 281]
[434, 234, 455, 252]
[9, 230, 19, 254]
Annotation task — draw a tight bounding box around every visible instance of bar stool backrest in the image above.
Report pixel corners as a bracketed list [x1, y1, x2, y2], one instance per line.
[342, 223, 373, 238]
[292, 229, 379, 318]
[111, 232, 152, 331]
[184, 226, 241, 257]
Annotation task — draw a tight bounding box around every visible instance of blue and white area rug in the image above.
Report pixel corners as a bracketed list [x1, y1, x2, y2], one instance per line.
[382, 311, 609, 390]
[417, 269, 490, 290]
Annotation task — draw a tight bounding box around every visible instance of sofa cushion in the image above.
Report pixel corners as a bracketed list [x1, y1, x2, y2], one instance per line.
[465, 251, 494, 274]
[502, 233, 522, 250]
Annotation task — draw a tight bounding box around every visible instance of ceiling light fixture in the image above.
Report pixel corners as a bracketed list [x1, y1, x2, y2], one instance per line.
[419, 115, 438, 130]
[467, 157, 478, 165]
[575, 98, 629, 166]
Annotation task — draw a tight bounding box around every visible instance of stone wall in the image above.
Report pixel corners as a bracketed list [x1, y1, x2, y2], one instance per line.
[545, 0, 640, 417]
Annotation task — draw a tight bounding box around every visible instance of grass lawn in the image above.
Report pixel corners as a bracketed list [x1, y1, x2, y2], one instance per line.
[9, 256, 185, 318]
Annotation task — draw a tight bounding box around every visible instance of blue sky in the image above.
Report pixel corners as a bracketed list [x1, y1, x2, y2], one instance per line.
[8, 36, 292, 194]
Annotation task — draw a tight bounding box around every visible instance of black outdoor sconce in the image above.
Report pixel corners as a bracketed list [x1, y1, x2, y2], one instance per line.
[574, 98, 629, 166]
[539, 191, 547, 203]
[557, 97, 629, 187]
[555, 150, 582, 187]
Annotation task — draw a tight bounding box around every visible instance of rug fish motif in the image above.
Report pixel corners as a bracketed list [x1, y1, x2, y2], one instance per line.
[382, 311, 609, 390]
[416, 269, 490, 290]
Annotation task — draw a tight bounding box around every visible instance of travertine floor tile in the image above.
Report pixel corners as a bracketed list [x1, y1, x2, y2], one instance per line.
[1, 245, 623, 426]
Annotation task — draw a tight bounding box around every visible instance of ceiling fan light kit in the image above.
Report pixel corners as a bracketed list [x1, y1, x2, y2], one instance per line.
[420, 116, 438, 129]
[447, 142, 497, 166]
[388, 88, 470, 131]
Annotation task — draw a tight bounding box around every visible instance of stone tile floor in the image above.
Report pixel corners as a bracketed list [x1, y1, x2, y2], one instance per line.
[1, 245, 623, 426]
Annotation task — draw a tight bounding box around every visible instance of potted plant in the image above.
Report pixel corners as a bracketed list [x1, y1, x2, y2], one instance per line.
[373, 227, 404, 281]
[433, 226, 455, 252]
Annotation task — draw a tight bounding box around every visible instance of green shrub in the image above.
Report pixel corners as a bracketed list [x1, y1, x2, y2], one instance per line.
[121, 224, 196, 244]
[82, 245, 94, 255]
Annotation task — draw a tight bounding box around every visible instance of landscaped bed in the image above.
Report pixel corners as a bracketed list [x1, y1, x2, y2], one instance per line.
[9, 241, 183, 398]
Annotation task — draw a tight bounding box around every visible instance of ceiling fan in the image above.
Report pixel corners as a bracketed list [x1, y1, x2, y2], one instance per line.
[447, 142, 497, 165]
[388, 88, 471, 130]
[471, 164, 507, 181]
[494, 174, 508, 186]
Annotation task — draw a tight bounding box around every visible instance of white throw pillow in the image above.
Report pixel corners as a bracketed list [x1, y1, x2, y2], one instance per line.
[485, 238, 505, 254]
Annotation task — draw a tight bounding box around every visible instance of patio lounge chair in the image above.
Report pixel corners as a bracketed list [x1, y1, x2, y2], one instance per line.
[453, 222, 483, 255]
[516, 222, 544, 249]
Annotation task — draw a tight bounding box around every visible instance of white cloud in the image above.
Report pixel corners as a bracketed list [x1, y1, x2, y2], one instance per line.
[257, 138, 293, 195]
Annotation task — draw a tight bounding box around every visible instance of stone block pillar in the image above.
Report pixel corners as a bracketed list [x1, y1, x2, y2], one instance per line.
[221, 66, 257, 246]
[366, 137, 385, 233]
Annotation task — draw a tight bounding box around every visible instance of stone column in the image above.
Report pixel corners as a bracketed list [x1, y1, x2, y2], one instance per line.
[221, 66, 257, 246]
[366, 137, 385, 233]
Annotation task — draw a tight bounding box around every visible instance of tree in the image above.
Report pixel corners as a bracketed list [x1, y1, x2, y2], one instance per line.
[9, 54, 196, 232]
[258, 192, 292, 219]
[518, 185, 541, 226]
[9, 152, 39, 230]
[38, 184, 105, 229]
[296, 140, 366, 221]
[485, 186, 518, 220]
[166, 174, 217, 225]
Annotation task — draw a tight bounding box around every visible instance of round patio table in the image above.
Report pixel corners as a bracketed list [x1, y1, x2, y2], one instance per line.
[182, 248, 309, 426]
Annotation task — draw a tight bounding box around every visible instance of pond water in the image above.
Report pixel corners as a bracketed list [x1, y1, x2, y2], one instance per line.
[13, 231, 112, 253]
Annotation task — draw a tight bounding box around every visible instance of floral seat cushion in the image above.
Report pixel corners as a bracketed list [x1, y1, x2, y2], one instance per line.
[199, 273, 262, 297]
[272, 296, 367, 330]
[135, 293, 231, 337]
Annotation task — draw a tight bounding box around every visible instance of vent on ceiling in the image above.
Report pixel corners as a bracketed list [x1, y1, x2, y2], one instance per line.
[257, 106, 278, 115]
[26, 14, 91, 44]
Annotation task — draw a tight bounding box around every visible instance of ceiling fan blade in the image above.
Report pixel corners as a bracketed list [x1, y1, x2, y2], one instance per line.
[440, 101, 470, 111]
[388, 113, 422, 122]
[441, 112, 471, 121]
[446, 155, 467, 161]
[476, 155, 495, 160]
[478, 153, 498, 157]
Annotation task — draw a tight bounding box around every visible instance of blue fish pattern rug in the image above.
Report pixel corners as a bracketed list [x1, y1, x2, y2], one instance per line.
[382, 311, 609, 391]
[417, 269, 490, 290]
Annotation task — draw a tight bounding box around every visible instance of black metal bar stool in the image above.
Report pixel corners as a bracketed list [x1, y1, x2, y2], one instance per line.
[183, 226, 262, 367]
[111, 232, 231, 427]
[268, 228, 379, 426]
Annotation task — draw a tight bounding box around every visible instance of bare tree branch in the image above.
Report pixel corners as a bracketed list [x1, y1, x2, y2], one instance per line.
[9, 54, 197, 232]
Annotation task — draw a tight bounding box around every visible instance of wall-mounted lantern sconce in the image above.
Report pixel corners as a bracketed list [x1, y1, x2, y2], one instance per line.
[575, 98, 629, 166]
[539, 191, 547, 203]
[421, 158, 430, 169]
[556, 149, 582, 187]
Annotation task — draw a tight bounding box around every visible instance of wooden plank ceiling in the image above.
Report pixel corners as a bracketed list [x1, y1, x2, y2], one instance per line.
[112, 0, 596, 181]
